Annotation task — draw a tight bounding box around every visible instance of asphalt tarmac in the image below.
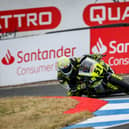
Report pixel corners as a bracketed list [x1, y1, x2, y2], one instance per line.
[0, 84, 67, 97]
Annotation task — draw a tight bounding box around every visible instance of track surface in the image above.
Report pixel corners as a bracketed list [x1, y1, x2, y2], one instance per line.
[0, 84, 67, 97]
[0, 75, 129, 129]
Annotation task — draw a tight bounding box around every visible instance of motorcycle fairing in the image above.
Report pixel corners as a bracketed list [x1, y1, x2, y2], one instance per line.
[79, 57, 103, 78]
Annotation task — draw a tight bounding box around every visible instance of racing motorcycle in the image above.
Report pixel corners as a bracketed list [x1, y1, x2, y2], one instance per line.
[63, 55, 129, 97]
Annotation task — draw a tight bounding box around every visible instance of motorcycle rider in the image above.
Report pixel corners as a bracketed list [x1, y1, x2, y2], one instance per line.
[57, 54, 114, 97]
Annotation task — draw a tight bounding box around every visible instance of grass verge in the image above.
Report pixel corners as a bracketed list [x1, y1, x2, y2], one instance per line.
[0, 96, 93, 129]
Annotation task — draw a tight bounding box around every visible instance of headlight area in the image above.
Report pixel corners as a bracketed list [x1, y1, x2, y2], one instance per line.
[108, 56, 129, 66]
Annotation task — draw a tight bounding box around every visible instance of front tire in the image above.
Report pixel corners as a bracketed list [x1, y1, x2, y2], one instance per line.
[109, 74, 129, 92]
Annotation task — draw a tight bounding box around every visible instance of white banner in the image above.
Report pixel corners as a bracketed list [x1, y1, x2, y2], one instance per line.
[0, 30, 89, 86]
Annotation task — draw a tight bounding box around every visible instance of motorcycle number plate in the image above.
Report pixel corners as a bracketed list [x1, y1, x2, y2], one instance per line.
[92, 63, 103, 77]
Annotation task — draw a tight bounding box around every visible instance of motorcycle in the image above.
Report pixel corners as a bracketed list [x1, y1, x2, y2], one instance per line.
[62, 55, 129, 98]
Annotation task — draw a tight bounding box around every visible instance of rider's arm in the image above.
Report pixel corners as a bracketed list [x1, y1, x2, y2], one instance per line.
[87, 54, 105, 60]
[70, 57, 80, 68]
[77, 54, 104, 64]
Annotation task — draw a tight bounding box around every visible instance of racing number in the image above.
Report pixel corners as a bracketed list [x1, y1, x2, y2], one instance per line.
[93, 64, 103, 76]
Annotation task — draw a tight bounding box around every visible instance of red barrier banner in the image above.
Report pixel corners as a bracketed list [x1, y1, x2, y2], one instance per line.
[83, 2, 129, 26]
[90, 27, 129, 74]
[0, 7, 61, 33]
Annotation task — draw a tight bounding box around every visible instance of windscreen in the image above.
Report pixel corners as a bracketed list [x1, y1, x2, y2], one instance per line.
[79, 57, 97, 74]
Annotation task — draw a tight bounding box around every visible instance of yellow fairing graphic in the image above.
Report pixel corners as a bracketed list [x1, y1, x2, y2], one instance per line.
[91, 63, 103, 77]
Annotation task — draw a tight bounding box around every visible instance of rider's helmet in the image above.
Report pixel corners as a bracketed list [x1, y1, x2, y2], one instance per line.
[57, 56, 73, 76]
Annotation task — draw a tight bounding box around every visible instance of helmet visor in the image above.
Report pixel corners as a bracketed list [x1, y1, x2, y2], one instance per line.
[62, 64, 72, 74]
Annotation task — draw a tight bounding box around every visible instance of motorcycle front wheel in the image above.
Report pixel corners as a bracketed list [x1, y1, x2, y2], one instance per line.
[108, 74, 129, 93]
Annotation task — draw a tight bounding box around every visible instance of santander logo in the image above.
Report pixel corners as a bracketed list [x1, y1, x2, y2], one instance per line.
[1, 46, 76, 66]
[1, 49, 15, 65]
[92, 37, 107, 54]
